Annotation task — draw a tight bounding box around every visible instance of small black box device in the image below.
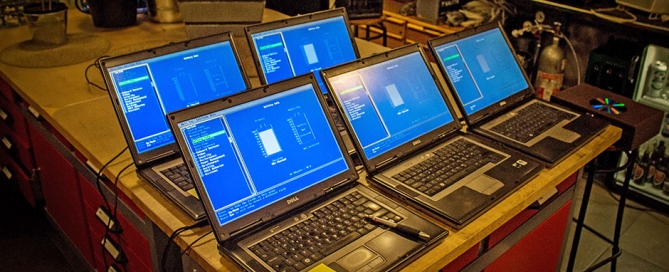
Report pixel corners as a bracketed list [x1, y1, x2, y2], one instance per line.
[552, 84, 664, 151]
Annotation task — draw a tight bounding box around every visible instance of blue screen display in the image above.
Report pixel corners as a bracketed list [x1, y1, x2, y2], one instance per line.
[107, 42, 248, 155]
[177, 84, 349, 226]
[250, 16, 357, 93]
[327, 51, 455, 160]
[432, 28, 528, 116]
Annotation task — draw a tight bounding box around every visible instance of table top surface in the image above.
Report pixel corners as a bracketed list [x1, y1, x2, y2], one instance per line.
[0, 7, 622, 272]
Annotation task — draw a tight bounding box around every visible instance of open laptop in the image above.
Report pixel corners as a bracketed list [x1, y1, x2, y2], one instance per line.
[99, 32, 250, 221]
[320, 44, 544, 228]
[245, 8, 361, 151]
[428, 22, 609, 167]
[167, 74, 447, 272]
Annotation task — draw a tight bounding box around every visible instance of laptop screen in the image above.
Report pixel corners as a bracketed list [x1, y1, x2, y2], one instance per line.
[247, 10, 358, 94]
[176, 83, 349, 227]
[326, 50, 454, 160]
[431, 27, 528, 116]
[105, 40, 248, 156]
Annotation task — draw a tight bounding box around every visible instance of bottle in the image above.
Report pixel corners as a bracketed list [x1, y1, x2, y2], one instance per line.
[661, 113, 669, 138]
[646, 142, 659, 184]
[651, 141, 666, 188]
[646, 60, 667, 99]
[634, 148, 650, 185]
[534, 23, 565, 101]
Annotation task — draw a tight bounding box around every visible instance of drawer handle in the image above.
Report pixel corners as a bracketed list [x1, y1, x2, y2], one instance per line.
[27, 105, 41, 119]
[2, 165, 12, 180]
[102, 236, 127, 263]
[2, 136, 13, 150]
[96, 206, 122, 233]
[0, 108, 9, 122]
[108, 264, 121, 272]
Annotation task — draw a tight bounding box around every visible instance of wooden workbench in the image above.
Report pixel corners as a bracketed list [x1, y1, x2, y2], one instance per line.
[0, 7, 622, 272]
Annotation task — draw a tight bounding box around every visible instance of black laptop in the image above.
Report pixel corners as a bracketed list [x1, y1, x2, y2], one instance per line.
[428, 22, 609, 167]
[320, 44, 544, 228]
[167, 74, 447, 272]
[99, 32, 250, 221]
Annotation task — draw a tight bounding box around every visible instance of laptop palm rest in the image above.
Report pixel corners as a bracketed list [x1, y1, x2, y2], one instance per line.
[329, 232, 419, 272]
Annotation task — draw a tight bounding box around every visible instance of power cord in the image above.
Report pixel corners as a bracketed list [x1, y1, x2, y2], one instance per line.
[161, 220, 209, 272]
[100, 161, 134, 271]
[85, 55, 110, 92]
[95, 146, 129, 220]
[175, 230, 214, 271]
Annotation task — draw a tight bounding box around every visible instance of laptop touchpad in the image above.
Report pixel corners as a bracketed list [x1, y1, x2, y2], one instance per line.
[465, 175, 504, 195]
[334, 246, 382, 271]
[550, 126, 580, 143]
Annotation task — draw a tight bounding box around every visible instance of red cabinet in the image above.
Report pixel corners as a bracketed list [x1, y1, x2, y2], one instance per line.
[29, 124, 96, 266]
[0, 81, 37, 207]
[80, 173, 152, 271]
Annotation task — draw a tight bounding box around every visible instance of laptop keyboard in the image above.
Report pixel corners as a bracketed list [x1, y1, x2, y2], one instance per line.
[392, 139, 505, 197]
[159, 164, 194, 191]
[249, 191, 403, 272]
[490, 102, 576, 143]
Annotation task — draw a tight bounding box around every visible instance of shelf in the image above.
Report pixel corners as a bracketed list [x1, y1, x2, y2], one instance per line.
[531, 0, 669, 35]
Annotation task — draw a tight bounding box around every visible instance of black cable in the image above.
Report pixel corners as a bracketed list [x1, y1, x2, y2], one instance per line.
[95, 146, 128, 220]
[102, 161, 134, 271]
[95, 147, 128, 270]
[161, 220, 209, 272]
[176, 230, 213, 270]
[593, 150, 632, 174]
[85, 56, 110, 91]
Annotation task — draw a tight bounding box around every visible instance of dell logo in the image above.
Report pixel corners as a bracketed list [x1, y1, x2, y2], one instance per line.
[287, 196, 300, 205]
[413, 139, 422, 146]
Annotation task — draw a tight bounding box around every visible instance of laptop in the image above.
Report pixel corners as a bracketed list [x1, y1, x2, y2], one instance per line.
[167, 74, 447, 272]
[320, 44, 544, 228]
[428, 22, 609, 167]
[245, 8, 361, 149]
[99, 32, 250, 221]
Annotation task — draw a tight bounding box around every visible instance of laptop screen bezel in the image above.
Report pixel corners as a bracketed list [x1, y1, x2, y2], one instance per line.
[99, 32, 251, 166]
[321, 44, 462, 173]
[244, 8, 361, 93]
[167, 74, 358, 242]
[427, 21, 535, 127]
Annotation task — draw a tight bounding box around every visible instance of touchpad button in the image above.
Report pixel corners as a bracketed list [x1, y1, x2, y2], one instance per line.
[336, 246, 378, 271]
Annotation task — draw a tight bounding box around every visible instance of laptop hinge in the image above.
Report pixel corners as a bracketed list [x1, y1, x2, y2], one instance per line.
[438, 127, 458, 140]
[144, 151, 178, 164]
[229, 218, 263, 238]
[376, 156, 397, 169]
[473, 112, 490, 124]
[325, 178, 351, 194]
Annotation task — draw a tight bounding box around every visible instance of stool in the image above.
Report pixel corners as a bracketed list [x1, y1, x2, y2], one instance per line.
[553, 84, 664, 272]
[566, 148, 635, 272]
[349, 15, 387, 47]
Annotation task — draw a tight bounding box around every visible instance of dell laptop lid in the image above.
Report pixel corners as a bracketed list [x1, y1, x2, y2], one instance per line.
[99, 32, 250, 220]
[169, 74, 357, 241]
[100, 32, 250, 167]
[245, 8, 360, 94]
[322, 44, 461, 173]
[428, 22, 533, 126]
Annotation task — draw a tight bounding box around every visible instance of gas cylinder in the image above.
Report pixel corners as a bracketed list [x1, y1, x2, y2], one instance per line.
[534, 24, 565, 101]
